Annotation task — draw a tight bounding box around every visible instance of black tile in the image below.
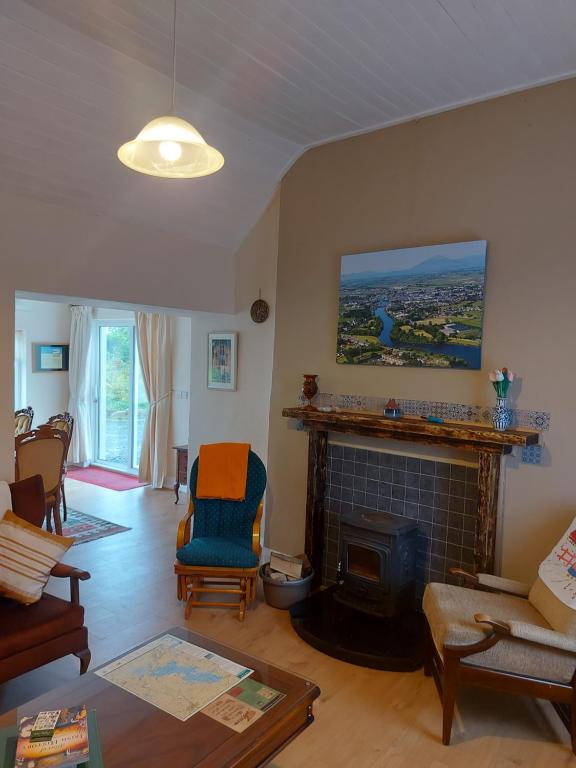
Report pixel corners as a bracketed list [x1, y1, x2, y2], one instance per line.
[446, 543, 462, 562]
[330, 485, 342, 501]
[332, 458, 344, 474]
[341, 474, 353, 489]
[391, 499, 405, 516]
[429, 567, 445, 581]
[450, 464, 467, 481]
[342, 460, 354, 476]
[355, 448, 368, 463]
[462, 531, 476, 550]
[434, 493, 450, 510]
[393, 455, 407, 470]
[353, 476, 367, 491]
[418, 505, 433, 522]
[406, 472, 420, 489]
[435, 462, 450, 478]
[393, 469, 407, 486]
[366, 465, 379, 481]
[405, 487, 419, 503]
[431, 540, 447, 557]
[463, 516, 476, 533]
[392, 484, 405, 501]
[355, 463, 367, 478]
[466, 466, 479, 485]
[407, 457, 421, 474]
[367, 450, 380, 466]
[340, 502, 353, 517]
[378, 482, 392, 498]
[341, 487, 353, 503]
[421, 459, 436, 476]
[331, 444, 343, 459]
[342, 446, 355, 460]
[366, 493, 378, 510]
[465, 483, 478, 501]
[331, 471, 343, 488]
[379, 452, 394, 468]
[352, 490, 366, 506]
[447, 527, 462, 546]
[432, 524, 447, 542]
[418, 520, 433, 538]
[465, 499, 478, 517]
[377, 496, 391, 512]
[462, 549, 475, 567]
[448, 495, 465, 514]
[434, 476, 450, 494]
[420, 474, 435, 492]
[430, 554, 445, 571]
[433, 508, 449, 526]
[419, 490, 435, 508]
[448, 511, 464, 530]
[405, 502, 419, 519]
[450, 480, 466, 499]
[366, 479, 379, 496]
[379, 467, 393, 483]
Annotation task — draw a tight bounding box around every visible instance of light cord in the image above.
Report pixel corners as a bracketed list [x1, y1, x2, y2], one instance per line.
[170, 0, 177, 113]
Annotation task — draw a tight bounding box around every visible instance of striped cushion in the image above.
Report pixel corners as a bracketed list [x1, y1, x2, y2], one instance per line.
[0, 511, 74, 605]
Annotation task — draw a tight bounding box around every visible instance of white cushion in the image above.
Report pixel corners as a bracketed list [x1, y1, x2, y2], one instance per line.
[0, 510, 74, 604]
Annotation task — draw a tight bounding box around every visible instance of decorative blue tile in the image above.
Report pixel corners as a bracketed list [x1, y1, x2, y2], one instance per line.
[521, 445, 543, 465]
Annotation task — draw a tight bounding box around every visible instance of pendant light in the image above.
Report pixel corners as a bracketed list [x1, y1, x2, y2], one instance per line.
[117, 0, 224, 179]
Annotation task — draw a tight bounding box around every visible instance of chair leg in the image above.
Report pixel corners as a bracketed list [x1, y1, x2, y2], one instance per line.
[423, 628, 433, 677]
[45, 501, 53, 533]
[571, 689, 576, 755]
[52, 498, 63, 536]
[442, 656, 459, 745]
[239, 577, 247, 621]
[61, 481, 68, 522]
[75, 648, 91, 675]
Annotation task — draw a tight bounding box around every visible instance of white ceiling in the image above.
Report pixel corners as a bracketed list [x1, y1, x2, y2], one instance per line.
[2, 0, 576, 252]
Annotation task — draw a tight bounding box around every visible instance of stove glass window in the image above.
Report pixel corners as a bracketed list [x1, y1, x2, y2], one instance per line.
[347, 544, 381, 582]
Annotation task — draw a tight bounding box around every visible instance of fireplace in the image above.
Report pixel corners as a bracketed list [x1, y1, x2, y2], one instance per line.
[335, 509, 417, 618]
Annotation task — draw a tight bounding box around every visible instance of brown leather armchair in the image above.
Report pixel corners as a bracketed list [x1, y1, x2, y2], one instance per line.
[0, 475, 91, 685]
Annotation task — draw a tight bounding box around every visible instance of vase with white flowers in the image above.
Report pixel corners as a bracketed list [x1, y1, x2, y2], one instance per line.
[489, 367, 514, 431]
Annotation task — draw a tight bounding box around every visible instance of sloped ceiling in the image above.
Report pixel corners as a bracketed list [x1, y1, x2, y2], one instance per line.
[3, 0, 576, 254]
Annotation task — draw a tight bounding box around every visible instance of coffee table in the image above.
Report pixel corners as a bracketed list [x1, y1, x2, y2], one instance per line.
[0, 626, 320, 767]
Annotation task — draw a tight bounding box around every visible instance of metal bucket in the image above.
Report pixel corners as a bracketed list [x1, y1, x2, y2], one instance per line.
[259, 564, 314, 609]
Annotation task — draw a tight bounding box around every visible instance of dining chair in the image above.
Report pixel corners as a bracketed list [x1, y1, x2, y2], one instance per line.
[42, 413, 74, 522]
[15, 426, 68, 535]
[14, 406, 34, 436]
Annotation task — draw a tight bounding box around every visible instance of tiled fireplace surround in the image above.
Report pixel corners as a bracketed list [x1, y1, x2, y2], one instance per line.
[323, 443, 479, 599]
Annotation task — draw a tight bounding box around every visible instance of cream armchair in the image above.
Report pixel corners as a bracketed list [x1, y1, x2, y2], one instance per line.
[423, 568, 576, 752]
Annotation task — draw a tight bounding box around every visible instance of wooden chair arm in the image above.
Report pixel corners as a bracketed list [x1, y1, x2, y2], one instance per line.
[449, 568, 531, 598]
[475, 614, 576, 653]
[177, 499, 194, 549]
[252, 500, 264, 558]
[50, 563, 91, 604]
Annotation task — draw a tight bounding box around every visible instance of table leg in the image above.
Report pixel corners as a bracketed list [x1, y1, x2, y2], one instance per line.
[174, 480, 180, 504]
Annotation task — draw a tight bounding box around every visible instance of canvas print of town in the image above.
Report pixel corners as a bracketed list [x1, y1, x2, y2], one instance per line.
[337, 240, 487, 369]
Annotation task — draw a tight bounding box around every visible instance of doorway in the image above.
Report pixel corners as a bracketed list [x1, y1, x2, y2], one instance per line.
[95, 322, 147, 473]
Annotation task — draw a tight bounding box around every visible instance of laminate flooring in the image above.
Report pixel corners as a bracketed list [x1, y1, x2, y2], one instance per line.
[1, 480, 573, 767]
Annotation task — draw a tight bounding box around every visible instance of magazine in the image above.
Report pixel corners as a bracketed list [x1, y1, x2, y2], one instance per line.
[15, 706, 89, 768]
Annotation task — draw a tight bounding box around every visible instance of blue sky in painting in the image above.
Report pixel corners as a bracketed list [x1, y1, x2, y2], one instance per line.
[340, 240, 486, 275]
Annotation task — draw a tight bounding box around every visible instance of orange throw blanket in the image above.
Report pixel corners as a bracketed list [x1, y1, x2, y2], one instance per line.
[196, 443, 250, 501]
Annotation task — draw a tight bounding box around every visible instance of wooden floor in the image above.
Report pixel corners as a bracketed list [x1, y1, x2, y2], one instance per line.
[1, 479, 574, 767]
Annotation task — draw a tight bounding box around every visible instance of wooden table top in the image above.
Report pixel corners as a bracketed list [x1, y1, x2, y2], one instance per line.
[0, 627, 320, 768]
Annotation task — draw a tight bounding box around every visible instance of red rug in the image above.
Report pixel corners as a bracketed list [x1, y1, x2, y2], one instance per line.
[67, 466, 147, 491]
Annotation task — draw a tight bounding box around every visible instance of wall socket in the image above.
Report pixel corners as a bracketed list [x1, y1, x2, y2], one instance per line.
[173, 390, 189, 400]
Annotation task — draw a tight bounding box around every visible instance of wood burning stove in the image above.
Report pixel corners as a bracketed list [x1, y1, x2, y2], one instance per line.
[336, 509, 418, 618]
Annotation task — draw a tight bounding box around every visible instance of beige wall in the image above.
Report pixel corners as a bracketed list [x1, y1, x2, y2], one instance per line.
[15, 300, 71, 426]
[0, 190, 235, 480]
[169, 317, 191, 484]
[268, 79, 576, 581]
[187, 192, 280, 533]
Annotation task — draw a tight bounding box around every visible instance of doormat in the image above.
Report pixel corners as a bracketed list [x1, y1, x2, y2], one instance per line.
[67, 465, 147, 491]
[62, 508, 131, 545]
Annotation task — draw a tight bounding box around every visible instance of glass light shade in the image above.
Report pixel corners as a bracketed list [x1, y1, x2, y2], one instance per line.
[117, 115, 224, 178]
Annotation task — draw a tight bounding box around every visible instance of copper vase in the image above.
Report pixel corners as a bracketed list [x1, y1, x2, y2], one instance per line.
[302, 374, 319, 410]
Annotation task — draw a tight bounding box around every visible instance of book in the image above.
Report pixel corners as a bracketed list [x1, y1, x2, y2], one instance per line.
[15, 706, 89, 768]
[202, 678, 285, 733]
[269, 551, 304, 579]
[1, 711, 102, 768]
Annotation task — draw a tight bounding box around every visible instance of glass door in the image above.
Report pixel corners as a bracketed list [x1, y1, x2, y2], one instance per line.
[96, 324, 147, 472]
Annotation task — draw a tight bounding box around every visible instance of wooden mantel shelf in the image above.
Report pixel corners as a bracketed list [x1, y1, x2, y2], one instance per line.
[282, 406, 540, 579]
[282, 407, 539, 454]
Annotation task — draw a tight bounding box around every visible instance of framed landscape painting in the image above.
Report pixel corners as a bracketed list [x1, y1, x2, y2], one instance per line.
[207, 332, 237, 390]
[337, 240, 487, 369]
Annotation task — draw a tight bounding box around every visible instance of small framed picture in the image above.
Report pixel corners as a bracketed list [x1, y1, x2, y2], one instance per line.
[207, 332, 237, 390]
[33, 343, 69, 372]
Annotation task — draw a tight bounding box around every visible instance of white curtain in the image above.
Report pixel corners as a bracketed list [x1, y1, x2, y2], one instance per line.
[136, 312, 173, 488]
[68, 306, 93, 464]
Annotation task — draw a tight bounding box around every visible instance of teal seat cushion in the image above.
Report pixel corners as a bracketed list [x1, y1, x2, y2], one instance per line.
[177, 537, 258, 568]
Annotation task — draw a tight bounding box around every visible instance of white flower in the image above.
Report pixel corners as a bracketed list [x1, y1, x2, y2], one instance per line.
[494, 370, 504, 381]
[507, 370, 515, 382]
